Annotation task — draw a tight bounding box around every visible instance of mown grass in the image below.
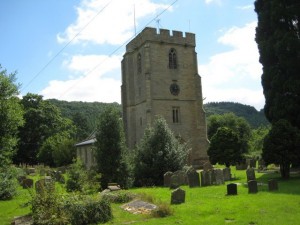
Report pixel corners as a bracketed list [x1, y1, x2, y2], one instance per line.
[1, 167, 300, 225]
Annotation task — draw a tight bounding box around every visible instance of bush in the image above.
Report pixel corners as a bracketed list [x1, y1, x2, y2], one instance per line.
[0, 166, 18, 200]
[101, 191, 136, 203]
[64, 195, 112, 225]
[66, 159, 88, 192]
[151, 202, 173, 218]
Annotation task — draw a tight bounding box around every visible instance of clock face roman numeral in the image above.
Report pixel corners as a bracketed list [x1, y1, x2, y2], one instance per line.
[170, 83, 180, 96]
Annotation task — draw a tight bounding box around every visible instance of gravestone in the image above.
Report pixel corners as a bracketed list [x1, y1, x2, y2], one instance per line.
[171, 188, 185, 204]
[227, 183, 237, 195]
[200, 170, 212, 186]
[22, 178, 33, 189]
[214, 169, 224, 185]
[223, 167, 231, 181]
[248, 180, 258, 194]
[246, 167, 256, 181]
[35, 176, 54, 193]
[187, 169, 200, 187]
[236, 161, 247, 170]
[268, 179, 278, 191]
[164, 171, 173, 187]
[203, 162, 213, 171]
[17, 175, 26, 185]
[27, 167, 35, 174]
[170, 174, 180, 189]
[54, 171, 65, 184]
[173, 170, 188, 185]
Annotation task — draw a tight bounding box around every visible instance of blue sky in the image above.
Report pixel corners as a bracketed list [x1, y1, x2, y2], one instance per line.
[0, 0, 263, 110]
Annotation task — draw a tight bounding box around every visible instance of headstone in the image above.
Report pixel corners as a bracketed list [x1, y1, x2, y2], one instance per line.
[164, 171, 173, 187]
[22, 178, 33, 189]
[54, 171, 65, 184]
[248, 180, 258, 194]
[214, 169, 224, 185]
[246, 168, 256, 181]
[268, 179, 278, 191]
[223, 167, 231, 181]
[170, 174, 180, 189]
[35, 177, 55, 193]
[200, 170, 212, 186]
[236, 161, 247, 170]
[227, 183, 237, 195]
[171, 188, 185, 204]
[173, 170, 188, 185]
[187, 169, 200, 187]
[203, 162, 213, 171]
[17, 175, 26, 185]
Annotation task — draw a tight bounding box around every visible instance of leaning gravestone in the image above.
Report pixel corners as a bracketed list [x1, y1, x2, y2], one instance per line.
[268, 179, 278, 191]
[223, 167, 231, 181]
[227, 183, 237, 195]
[164, 171, 173, 187]
[171, 188, 185, 204]
[200, 170, 212, 186]
[246, 167, 256, 181]
[22, 178, 33, 189]
[248, 180, 258, 194]
[170, 174, 180, 189]
[187, 169, 200, 187]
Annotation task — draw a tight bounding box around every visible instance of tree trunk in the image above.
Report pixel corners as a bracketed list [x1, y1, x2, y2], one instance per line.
[280, 163, 290, 179]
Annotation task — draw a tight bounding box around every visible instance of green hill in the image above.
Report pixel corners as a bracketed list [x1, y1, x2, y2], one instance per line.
[204, 102, 269, 128]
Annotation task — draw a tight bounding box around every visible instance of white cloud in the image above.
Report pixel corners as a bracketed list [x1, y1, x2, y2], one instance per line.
[41, 54, 122, 103]
[57, 0, 170, 45]
[199, 21, 264, 110]
[236, 5, 254, 10]
[204, 0, 222, 5]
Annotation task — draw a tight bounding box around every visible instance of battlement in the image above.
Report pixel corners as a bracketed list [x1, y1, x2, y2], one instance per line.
[126, 27, 195, 51]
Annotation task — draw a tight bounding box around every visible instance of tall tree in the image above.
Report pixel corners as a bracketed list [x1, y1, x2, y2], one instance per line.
[95, 106, 129, 188]
[207, 113, 252, 155]
[262, 119, 300, 178]
[0, 65, 24, 166]
[255, 0, 300, 128]
[208, 127, 243, 167]
[134, 117, 189, 186]
[14, 93, 75, 165]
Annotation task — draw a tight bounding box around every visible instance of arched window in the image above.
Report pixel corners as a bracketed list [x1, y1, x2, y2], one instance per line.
[169, 48, 177, 69]
[137, 53, 142, 73]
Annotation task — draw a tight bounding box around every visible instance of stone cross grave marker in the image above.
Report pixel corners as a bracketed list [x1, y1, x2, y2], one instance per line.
[171, 188, 185, 204]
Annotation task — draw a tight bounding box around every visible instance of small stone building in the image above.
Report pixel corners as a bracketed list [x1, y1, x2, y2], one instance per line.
[121, 27, 209, 168]
[75, 137, 96, 169]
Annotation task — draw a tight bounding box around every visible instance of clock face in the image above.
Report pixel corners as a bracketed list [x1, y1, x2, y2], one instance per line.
[170, 83, 180, 96]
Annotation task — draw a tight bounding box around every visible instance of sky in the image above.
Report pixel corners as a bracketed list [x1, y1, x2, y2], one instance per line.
[0, 0, 264, 110]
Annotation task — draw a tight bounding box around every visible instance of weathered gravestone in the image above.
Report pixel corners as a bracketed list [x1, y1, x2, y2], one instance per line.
[268, 179, 278, 191]
[227, 183, 237, 195]
[223, 167, 231, 181]
[246, 167, 256, 181]
[170, 174, 180, 189]
[200, 170, 212, 186]
[173, 170, 188, 185]
[164, 171, 173, 187]
[22, 178, 33, 189]
[171, 188, 185, 204]
[248, 180, 258, 194]
[212, 169, 224, 185]
[35, 176, 54, 193]
[187, 169, 200, 187]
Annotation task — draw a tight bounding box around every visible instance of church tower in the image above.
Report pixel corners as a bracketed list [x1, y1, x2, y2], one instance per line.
[121, 27, 209, 168]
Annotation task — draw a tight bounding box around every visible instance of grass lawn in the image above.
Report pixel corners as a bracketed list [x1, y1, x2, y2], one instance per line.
[1, 167, 300, 225]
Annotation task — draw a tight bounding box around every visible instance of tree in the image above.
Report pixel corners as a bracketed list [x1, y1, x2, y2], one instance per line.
[207, 113, 252, 155]
[262, 119, 300, 178]
[0, 66, 24, 166]
[95, 106, 129, 188]
[248, 126, 270, 158]
[208, 127, 243, 167]
[254, 0, 300, 129]
[14, 93, 75, 165]
[134, 117, 189, 186]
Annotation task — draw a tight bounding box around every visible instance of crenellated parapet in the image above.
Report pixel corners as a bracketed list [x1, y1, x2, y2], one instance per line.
[126, 27, 195, 51]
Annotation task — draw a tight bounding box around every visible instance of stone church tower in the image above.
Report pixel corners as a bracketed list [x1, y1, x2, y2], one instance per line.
[121, 27, 209, 168]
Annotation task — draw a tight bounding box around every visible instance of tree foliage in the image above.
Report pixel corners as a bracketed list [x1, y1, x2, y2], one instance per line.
[207, 113, 252, 155]
[134, 117, 189, 186]
[255, 0, 300, 128]
[247, 126, 270, 158]
[208, 127, 243, 167]
[95, 106, 129, 189]
[262, 119, 300, 178]
[0, 66, 24, 166]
